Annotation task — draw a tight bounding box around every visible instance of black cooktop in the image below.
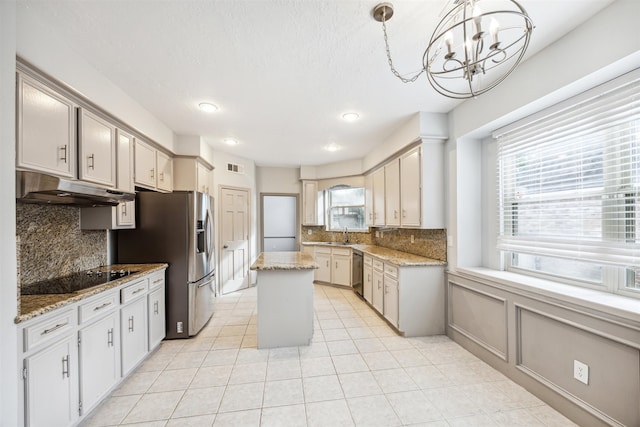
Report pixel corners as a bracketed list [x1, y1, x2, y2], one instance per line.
[21, 268, 138, 295]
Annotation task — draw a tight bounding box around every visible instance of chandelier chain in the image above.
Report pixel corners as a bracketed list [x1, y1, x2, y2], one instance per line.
[381, 16, 424, 84]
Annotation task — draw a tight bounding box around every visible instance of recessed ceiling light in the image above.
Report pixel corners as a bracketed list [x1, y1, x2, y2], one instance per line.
[341, 112, 360, 122]
[198, 102, 219, 113]
[224, 138, 238, 146]
[324, 143, 340, 152]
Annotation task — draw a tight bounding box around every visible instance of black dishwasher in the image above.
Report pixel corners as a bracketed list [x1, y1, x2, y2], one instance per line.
[352, 250, 363, 297]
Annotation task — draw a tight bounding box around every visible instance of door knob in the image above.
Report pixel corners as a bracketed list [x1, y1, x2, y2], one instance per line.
[223, 245, 229, 249]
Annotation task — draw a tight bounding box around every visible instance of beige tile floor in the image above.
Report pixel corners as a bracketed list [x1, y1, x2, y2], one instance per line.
[82, 284, 577, 427]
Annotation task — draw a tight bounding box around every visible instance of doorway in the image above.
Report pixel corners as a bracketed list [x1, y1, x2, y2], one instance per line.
[219, 187, 250, 295]
[261, 194, 299, 252]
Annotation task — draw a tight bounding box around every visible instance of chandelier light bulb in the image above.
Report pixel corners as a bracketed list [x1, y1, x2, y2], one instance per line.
[490, 18, 500, 46]
[472, 5, 483, 36]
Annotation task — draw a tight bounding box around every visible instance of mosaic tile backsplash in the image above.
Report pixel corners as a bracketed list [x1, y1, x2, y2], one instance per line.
[302, 226, 447, 262]
[16, 203, 107, 286]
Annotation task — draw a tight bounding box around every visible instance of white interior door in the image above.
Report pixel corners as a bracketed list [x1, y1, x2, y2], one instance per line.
[220, 187, 250, 295]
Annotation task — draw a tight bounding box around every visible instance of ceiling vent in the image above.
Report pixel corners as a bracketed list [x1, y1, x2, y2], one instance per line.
[226, 162, 245, 174]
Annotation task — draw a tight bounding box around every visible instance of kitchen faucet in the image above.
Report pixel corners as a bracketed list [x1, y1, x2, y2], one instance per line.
[343, 227, 349, 243]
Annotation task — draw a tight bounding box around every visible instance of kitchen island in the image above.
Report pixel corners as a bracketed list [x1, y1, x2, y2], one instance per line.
[250, 251, 317, 349]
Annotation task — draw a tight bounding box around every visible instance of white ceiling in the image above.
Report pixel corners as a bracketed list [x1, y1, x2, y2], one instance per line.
[18, 0, 613, 167]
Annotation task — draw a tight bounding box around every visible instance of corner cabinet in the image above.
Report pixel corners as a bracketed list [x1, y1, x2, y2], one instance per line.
[307, 245, 351, 287]
[16, 73, 77, 178]
[173, 156, 213, 195]
[134, 139, 173, 192]
[18, 268, 167, 427]
[302, 180, 324, 226]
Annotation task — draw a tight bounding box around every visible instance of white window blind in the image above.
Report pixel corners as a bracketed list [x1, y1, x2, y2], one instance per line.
[496, 79, 640, 268]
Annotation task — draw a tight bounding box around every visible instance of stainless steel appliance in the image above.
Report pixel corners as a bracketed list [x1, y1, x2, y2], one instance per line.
[21, 268, 138, 295]
[352, 249, 363, 297]
[118, 191, 215, 338]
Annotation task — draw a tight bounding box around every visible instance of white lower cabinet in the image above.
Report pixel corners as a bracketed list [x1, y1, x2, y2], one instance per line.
[314, 248, 331, 283]
[24, 335, 78, 427]
[19, 268, 166, 427]
[148, 273, 166, 350]
[372, 266, 384, 314]
[383, 275, 399, 328]
[79, 312, 118, 415]
[309, 245, 351, 287]
[363, 256, 373, 303]
[121, 296, 147, 376]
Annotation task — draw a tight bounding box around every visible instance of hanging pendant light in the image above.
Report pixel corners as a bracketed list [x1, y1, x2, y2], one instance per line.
[372, 0, 534, 99]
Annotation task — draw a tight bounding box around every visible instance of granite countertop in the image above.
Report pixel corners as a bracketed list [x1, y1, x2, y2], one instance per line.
[302, 242, 447, 267]
[251, 251, 318, 271]
[16, 263, 168, 324]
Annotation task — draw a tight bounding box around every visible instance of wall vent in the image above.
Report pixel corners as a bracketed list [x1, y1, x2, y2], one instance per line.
[226, 162, 245, 174]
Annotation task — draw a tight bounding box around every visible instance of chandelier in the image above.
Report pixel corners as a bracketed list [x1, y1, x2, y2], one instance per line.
[372, 0, 534, 99]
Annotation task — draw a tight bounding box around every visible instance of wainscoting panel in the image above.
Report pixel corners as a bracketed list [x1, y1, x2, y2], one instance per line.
[448, 280, 508, 360]
[517, 305, 640, 426]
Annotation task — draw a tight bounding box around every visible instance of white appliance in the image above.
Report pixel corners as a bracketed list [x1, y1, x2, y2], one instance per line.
[262, 195, 298, 251]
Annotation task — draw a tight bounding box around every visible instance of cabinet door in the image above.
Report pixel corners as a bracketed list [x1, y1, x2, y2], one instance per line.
[383, 276, 399, 328]
[315, 251, 331, 282]
[116, 201, 136, 228]
[148, 285, 166, 350]
[79, 312, 118, 415]
[197, 162, 211, 194]
[121, 297, 147, 376]
[363, 263, 373, 304]
[364, 173, 373, 227]
[25, 335, 78, 427]
[372, 269, 384, 314]
[156, 151, 173, 191]
[134, 139, 156, 188]
[372, 168, 385, 226]
[17, 74, 76, 178]
[400, 147, 421, 227]
[78, 109, 116, 187]
[332, 254, 351, 286]
[302, 181, 318, 225]
[116, 130, 134, 192]
[385, 159, 400, 227]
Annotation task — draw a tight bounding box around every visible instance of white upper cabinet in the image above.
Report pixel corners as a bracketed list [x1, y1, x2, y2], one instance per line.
[17, 73, 76, 178]
[400, 146, 421, 227]
[384, 159, 400, 227]
[364, 173, 373, 227]
[372, 168, 385, 226]
[196, 162, 211, 194]
[156, 151, 173, 192]
[134, 139, 157, 189]
[78, 108, 116, 187]
[173, 157, 213, 195]
[116, 130, 134, 193]
[302, 180, 324, 226]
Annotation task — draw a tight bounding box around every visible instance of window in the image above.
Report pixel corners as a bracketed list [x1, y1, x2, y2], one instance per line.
[496, 78, 640, 296]
[326, 186, 366, 231]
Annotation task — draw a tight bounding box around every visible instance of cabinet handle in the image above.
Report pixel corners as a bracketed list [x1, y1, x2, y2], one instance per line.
[369, 212, 373, 220]
[128, 316, 134, 332]
[88, 154, 95, 169]
[326, 260, 329, 268]
[150, 168, 155, 179]
[153, 278, 163, 285]
[367, 274, 371, 281]
[160, 172, 164, 182]
[122, 203, 127, 216]
[394, 210, 398, 219]
[402, 209, 406, 218]
[335, 262, 338, 269]
[93, 301, 112, 311]
[61, 355, 70, 379]
[42, 322, 68, 335]
[154, 300, 159, 315]
[132, 287, 145, 295]
[59, 145, 68, 163]
[107, 328, 114, 347]
[378, 280, 382, 290]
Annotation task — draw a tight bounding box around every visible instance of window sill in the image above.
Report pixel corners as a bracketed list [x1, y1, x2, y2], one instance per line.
[452, 267, 640, 326]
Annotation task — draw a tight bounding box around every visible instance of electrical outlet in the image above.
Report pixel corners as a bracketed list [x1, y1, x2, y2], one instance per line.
[307, 229, 312, 235]
[410, 235, 415, 243]
[447, 236, 454, 247]
[573, 360, 589, 385]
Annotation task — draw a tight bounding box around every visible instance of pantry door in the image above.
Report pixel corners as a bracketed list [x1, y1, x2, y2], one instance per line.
[220, 187, 250, 295]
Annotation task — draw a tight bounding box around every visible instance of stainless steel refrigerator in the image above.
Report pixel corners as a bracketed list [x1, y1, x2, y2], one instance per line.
[118, 191, 215, 339]
[262, 195, 297, 251]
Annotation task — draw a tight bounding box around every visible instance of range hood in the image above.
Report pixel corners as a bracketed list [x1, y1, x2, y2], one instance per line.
[16, 171, 135, 207]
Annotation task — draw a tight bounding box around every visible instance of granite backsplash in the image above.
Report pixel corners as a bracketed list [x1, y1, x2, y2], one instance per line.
[16, 203, 107, 286]
[302, 226, 447, 262]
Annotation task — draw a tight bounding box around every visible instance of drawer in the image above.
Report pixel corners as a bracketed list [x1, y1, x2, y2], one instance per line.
[384, 263, 399, 279]
[373, 258, 384, 271]
[23, 309, 75, 352]
[121, 278, 148, 304]
[79, 291, 118, 324]
[332, 247, 351, 256]
[363, 255, 372, 266]
[315, 246, 331, 254]
[148, 271, 165, 290]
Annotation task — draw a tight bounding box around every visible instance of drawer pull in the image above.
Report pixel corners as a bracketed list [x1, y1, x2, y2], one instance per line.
[88, 153, 95, 169]
[59, 145, 68, 162]
[128, 316, 134, 332]
[153, 278, 163, 285]
[154, 301, 159, 315]
[41, 322, 68, 335]
[107, 328, 114, 347]
[61, 355, 70, 378]
[93, 301, 112, 311]
[132, 287, 145, 295]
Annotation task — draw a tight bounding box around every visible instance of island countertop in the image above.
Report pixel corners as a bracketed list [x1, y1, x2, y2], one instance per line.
[250, 251, 318, 271]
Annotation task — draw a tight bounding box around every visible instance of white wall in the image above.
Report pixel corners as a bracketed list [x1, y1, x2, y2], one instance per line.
[447, 0, 640, 271]
[0, 2, 18, 426]
[16, 7, 175, 152]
